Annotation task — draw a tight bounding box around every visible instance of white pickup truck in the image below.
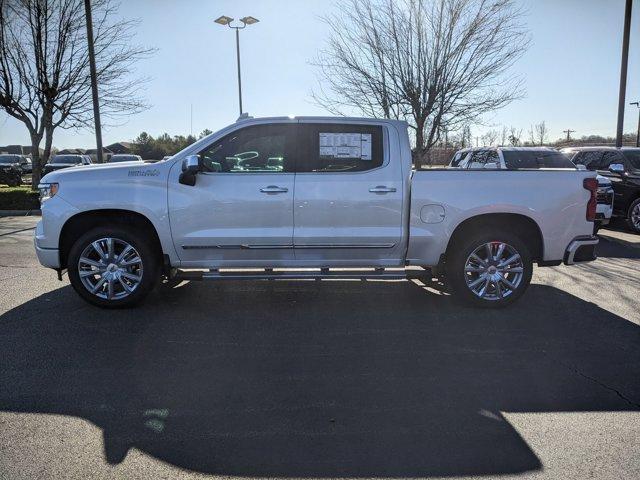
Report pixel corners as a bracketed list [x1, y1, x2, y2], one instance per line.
[35, 116, 599, 308]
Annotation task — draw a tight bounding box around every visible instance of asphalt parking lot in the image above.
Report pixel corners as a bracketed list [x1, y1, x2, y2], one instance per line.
[0, 215, 639, 480]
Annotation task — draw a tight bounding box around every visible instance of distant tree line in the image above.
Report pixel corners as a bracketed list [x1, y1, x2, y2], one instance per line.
[131, 129, 212, 159]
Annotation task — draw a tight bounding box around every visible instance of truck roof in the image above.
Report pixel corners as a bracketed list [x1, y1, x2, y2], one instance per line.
[235, 114, 408, 127]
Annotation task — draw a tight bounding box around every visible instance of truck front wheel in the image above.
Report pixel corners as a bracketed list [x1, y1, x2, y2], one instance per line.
[446, 230, 533, 308]
[67, 227, 160, 308]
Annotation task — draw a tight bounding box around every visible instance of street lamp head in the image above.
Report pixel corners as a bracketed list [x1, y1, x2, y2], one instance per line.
[214, 15, 234, 26]
[240, 16, 259, 25]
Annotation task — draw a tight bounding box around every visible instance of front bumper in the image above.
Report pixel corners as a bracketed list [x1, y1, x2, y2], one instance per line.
[34, 220, 61, 268]
[34, 239, 60, 268]
[564, 235, 598, 265]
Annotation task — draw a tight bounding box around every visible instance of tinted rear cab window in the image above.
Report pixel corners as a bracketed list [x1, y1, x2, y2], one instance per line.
[502, 151, 575, 169]
[297, 124, 383, 172]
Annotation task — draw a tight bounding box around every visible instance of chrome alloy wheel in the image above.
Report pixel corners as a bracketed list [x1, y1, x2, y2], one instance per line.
[78, 237, 143, 300]
[632, 203, 640, 230]
[463, 242, 524, 301]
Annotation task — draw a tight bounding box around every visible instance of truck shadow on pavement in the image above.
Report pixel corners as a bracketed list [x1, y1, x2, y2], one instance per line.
[1, 280, 639, 478]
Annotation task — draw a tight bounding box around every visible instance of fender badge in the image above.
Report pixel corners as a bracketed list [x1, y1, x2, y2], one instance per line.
[128, 169, 160, 177]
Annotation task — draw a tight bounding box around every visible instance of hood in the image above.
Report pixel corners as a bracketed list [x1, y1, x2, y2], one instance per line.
[40, 159, 167, 184]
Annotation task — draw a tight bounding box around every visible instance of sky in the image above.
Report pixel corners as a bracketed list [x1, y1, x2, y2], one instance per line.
[0, 0, 639, 149]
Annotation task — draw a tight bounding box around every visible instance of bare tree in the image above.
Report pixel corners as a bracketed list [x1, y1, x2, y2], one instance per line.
[312, 0, 529, 167]
[500, 126, 508, 146]
[0, 0, 153, 186]
[534, 121, 548, 146]
[508, 126, 522, 146]
[481, 129, 499, 146]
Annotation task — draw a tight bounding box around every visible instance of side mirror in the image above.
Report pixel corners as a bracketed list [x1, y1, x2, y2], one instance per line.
[609, 163, 624, 174]
[179, 155, 200, 186]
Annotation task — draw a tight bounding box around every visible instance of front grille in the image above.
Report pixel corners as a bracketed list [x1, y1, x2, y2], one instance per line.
[596, 188, 614, 205]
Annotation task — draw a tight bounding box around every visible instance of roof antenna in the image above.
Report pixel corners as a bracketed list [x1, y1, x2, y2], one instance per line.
[236, 112, 252, 122]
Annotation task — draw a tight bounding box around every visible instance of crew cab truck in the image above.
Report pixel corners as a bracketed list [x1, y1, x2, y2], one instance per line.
[35, 116, 599, 309]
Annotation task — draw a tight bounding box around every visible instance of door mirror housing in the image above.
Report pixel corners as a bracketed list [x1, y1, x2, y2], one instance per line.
[609, 163, 625, 174]
[179, 155, 201, 186]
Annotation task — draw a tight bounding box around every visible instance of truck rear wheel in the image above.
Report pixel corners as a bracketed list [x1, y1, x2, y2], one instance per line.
[67, 226, 160, 308]
[446, 230, 533, 308]
[626, 198, 640, 233]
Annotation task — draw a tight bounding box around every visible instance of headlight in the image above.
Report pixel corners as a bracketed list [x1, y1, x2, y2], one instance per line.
[38, 183, 59, 202]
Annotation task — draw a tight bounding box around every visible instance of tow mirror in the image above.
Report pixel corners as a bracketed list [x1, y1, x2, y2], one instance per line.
[609, 163, 624, 174]
[179, 155, 200, 186]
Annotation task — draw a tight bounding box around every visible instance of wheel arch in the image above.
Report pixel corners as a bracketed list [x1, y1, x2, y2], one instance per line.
[444, 213, 544, 264]
[59, 209, 164, 269]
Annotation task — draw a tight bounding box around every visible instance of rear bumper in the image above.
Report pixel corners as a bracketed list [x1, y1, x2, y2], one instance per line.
[563, 235, 598, 265]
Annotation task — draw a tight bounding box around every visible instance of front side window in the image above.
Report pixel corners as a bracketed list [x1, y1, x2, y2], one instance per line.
[599, 151, 625, 170]
[464, 150, 499, 169]
[297, 124, 383, 173]
[572, 151, 602, 170]
[198, 124, 296, 173]
[622, 150, 640, 171]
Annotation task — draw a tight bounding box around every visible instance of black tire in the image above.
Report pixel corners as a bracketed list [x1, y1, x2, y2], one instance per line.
[446, 230, 533, 308]
[67, 226, 160, 308]
[626, 198, 640, 234]
[6, 175, 21, 187]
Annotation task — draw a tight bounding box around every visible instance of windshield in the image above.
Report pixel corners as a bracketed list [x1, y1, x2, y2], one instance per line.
[622, 150, 640, 170]
[0, 154, 19, 164]
[449, 151, 466, 167]
[51, 155, 82, 164]
[110, 155, 140, 162]
[502, 150, 576, 169]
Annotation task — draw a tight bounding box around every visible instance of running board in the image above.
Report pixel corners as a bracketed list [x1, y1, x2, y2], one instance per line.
[175, 268, 430, 282]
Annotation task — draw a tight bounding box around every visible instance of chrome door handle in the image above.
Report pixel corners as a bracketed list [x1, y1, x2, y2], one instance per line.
[369, 186, 397, 193]
[260, 185, 289, 194]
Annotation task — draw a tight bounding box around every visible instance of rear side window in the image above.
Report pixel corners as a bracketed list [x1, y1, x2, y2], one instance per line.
[297, 124, 383, 173]
[502, 151, 575, 169]
[198, 124, 296, 173]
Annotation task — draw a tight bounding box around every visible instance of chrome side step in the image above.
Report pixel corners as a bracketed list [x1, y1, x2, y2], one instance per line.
[175, 267, 430, 282]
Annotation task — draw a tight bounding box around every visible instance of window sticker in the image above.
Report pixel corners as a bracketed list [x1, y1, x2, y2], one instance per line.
[319, 133, 372, 160]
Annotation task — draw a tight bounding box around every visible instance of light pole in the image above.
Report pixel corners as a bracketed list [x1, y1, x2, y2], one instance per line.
[615, 0, 632, 148]
[631, 101, 640, 147]
[84, 0, 103, 163]
[214, 15, 259, 116]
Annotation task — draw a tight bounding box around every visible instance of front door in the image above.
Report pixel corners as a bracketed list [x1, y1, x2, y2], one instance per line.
[293, 122, 405, 266]
[168, 122, 297, 267]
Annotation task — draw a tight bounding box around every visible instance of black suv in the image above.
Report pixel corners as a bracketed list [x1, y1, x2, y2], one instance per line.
[561, 147, 640, 233]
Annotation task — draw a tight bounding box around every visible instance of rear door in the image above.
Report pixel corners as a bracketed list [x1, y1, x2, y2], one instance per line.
[292, 122, 404, 266]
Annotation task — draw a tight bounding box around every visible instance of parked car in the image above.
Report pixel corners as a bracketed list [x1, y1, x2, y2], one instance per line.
[0, 153, 31, 174]
[0, 155, 23, 186]
[108, 154, 144, 163]
[42, 154, 92, 175]
[449, 146, 576, 170]
[449, 147, 613, 232]
[35, 116, 599, 309]
[560, 147, 640, 233]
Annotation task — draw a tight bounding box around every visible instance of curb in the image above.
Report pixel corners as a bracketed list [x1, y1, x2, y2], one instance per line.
[0, 210, 41, 217]
[598, 232, 640, 250]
